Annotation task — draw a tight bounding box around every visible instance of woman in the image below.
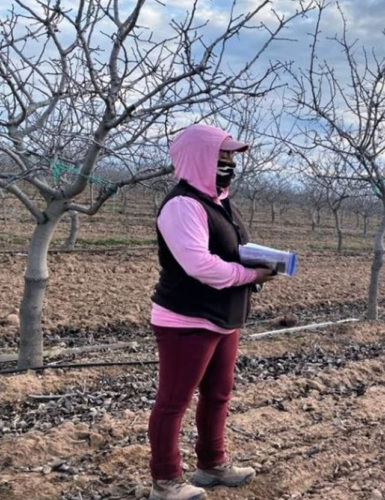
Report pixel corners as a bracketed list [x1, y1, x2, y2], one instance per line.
[148, 123, 275, 500]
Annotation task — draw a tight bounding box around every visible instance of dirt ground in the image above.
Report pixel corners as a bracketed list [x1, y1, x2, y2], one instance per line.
[1, 200, 385, 500]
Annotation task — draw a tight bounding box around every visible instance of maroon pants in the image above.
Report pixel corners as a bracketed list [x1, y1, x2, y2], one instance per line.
[148, 325, 239, 480]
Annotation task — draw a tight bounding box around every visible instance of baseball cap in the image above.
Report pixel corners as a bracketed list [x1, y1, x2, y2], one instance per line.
[220, 136, 249, 152]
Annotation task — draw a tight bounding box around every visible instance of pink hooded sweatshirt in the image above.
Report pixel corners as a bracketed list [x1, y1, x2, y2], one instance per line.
[151, 124, 258, 333]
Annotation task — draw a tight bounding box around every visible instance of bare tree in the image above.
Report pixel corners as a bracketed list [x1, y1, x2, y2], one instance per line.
[61, 210, 80, 250]
[296, 155, 359, 252]
[297, 180, 328, 231]
[346, 190, 382, 238]
[258, 173, 293, 224]
[236, 173, 265, 230]
[210, 94, 288, 230]
[0, 0, 316, 368]
[212, 94, 287, 197]
[279, 1, 385, 318]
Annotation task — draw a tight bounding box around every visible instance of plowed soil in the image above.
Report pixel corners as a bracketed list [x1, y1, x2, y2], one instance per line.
[1, 199, 385, 500]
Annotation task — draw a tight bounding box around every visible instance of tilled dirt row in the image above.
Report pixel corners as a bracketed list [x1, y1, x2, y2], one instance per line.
[1, 248, 384, 342]
[2, 329, 385, 500]
[228, 354, 385, 500]
[3, 334, 385, 427]
[1, 234, 385, 500]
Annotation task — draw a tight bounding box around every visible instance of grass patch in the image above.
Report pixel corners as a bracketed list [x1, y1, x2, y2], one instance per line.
[0, 233, 29, 246]
[307, 242, 372, 254]
[76, 236, 157, 247]
[83, 216, 105, 223]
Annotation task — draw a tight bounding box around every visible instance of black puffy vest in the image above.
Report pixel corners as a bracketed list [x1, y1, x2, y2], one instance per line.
[152, 181, 253, 329]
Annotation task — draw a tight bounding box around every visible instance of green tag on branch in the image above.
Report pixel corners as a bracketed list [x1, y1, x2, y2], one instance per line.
[372, 180, 384, 198]
[51, 160, 78, 183]
[51, 160, 113, 188]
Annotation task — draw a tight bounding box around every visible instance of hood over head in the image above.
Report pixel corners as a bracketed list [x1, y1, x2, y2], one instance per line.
[169, 123, 248, 198]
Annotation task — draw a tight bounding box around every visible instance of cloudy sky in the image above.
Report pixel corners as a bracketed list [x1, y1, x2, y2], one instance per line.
[4, 0, 383, 76]
[1, 0, 384, 142]
[136, 0, 384, 73]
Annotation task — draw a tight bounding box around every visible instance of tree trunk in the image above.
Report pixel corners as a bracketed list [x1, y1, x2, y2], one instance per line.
[311, 209, 317, 231]
[367, 209, 385, 320]
[332, 208, 343, 253]
[248, 196, 257, 231]
[62, 210, 79, 250]
[120, 188, 128, 214]
[153, 191, 163, 216]
[271, 203, 276, 224]
[0, 190, 7, 225]
[363, 216, 368, 238]
[89, 182, 94, 206]
[18, 204, 63, 369]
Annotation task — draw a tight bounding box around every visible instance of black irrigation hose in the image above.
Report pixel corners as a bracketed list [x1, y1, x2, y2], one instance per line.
[0, 359, 159, 376]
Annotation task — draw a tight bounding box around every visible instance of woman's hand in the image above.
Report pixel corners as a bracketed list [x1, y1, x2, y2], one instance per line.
[252, 267, 277, 284]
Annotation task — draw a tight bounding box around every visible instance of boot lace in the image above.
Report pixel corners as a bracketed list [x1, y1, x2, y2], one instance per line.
[156, 478, 185, 492]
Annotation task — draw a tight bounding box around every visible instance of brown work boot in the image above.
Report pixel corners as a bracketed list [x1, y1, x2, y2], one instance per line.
[192, 462, 256, 488]
[149, 478, 208, 500]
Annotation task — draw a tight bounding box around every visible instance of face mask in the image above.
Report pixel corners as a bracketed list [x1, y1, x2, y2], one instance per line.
[216, 159, 236, 189]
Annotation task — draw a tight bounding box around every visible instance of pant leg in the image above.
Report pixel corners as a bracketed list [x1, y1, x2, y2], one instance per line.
[148, 326, 221, 480]
[195, 329, 239, 469]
